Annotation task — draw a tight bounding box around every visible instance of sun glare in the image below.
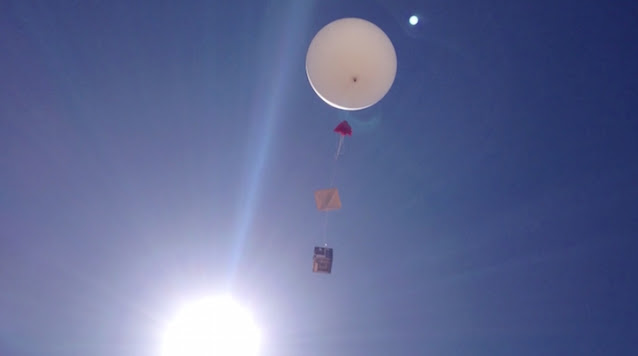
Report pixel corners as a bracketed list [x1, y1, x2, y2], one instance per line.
[161, 295, 261, 356]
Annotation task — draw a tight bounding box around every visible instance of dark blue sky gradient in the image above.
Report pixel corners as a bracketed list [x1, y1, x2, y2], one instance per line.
[1, 0, 637, 355]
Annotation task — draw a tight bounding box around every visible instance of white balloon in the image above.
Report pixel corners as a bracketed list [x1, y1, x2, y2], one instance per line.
[306, 18, 397, 111]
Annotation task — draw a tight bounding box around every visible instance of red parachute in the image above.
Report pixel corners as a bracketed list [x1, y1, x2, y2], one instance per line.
[333, 120, 351, 159]
[334, 120, 352, 136]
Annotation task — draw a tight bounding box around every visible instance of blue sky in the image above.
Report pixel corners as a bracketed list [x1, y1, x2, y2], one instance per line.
[1, 0, 637, 355]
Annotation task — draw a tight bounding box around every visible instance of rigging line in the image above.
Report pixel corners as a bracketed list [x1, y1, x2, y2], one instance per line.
[329, 134, 343, 186]
[323, 134, 344, 246]
[322, 212, 329, 246]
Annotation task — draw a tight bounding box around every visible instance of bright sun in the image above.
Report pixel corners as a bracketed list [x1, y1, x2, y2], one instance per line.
[161, 295, 261, 356]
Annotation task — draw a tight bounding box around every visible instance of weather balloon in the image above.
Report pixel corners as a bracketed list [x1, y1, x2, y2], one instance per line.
[306, 17, 397, 111]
